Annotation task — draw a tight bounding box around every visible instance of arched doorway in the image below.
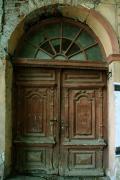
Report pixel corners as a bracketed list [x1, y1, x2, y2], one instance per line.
[12, 18, 108, 178]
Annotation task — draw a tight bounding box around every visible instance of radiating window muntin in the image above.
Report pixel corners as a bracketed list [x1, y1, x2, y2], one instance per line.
[16, 18, 104, 61]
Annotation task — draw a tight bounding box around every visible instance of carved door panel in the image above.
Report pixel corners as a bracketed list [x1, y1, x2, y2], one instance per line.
[13, 68, 59, 174]
[13, 67, 107, 177]
[60, 69, 107, 176]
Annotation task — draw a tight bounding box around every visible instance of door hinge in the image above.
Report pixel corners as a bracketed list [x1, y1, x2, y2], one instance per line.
[107, 71, 112, 80]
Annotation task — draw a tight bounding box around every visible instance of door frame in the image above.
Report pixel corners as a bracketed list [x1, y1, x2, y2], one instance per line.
[14, 59, 108, 70]
[12, 59, 108, 176]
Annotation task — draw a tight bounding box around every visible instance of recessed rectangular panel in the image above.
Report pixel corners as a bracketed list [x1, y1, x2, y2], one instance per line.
[63, 70, 103, 84]
[59, 148, 104, 176]
[68, 89, 95, 139]
[15, 147, 55, 174]
[69, 150, 95, 169]
[16, 68, 56, 82]
[74, 95, 92, 135]
[23, 88, 48, 135]
[25, 150, 45, 164]
[15, 85, 57, 140]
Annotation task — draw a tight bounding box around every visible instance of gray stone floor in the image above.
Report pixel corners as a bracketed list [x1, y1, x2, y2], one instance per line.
[5, 175, 109, 180]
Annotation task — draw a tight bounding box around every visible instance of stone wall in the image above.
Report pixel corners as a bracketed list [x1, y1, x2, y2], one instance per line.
[0, 0, 120, 179]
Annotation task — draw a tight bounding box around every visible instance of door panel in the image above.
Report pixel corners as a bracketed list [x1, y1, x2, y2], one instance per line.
[60, 70, 107, 176]
[13, 67, 107, 176]
[62, 70, 105, 87]
[62, 88, 96, 139]
[13, 68, 59, 174]
[14, 146, 56, 174]
[60, 148, 104, 176]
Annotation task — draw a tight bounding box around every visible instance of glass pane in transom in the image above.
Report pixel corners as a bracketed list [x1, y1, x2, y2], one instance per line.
[66, 43, 80, 56]
[41, 42, 55, 55]
[86, 45, 103, 61]
[36, 50, 51, 59]
[62, 39, 71, 52]
[43, 23, 60, 39]
[19, 42, 36, 58]
[69, 53, 86, 61]
[63, 23, 79, 39]
[76, 30, 96, 48]
[27, 29, 45, 46]
[51, 39, 60, 53]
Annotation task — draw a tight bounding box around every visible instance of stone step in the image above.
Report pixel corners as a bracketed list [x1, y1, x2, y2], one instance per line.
[6, 175, 110, 180]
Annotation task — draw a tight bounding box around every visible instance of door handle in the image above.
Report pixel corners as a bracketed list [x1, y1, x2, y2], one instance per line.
[50, 118, 58, 127]
[50, 118, 58, 124]
[61, 120, 68, 130]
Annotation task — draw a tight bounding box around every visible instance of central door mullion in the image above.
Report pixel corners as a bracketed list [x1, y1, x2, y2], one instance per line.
[57, 69, 62, 140]
[55, 69, 62, 174]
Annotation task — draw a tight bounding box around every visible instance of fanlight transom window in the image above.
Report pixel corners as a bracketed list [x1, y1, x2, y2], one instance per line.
[16, 19, 104, 61]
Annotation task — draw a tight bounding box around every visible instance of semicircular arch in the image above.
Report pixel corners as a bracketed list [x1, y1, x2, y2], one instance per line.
[8, 4, 119, 61]
[15, 18, 105, 62]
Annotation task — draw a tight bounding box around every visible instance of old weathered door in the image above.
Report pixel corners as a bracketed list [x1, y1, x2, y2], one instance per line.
[13, 67, 107, 176]
[60, 69, 107, 176]
[13, 67, 60, 174]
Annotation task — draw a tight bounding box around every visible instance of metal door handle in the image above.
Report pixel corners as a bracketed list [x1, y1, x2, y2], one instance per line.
[50, 118, 58, 123]
[61, 120, 68, 130]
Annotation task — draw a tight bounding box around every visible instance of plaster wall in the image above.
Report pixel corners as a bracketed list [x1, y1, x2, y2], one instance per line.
[0, 0, 120, 179]
[97, 1, 116, 31]
[0, 65, 5, 153]
[107, 61, 120, 180]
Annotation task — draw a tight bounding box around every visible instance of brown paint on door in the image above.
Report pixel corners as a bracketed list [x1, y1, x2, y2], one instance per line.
[13, 67, 107, 177]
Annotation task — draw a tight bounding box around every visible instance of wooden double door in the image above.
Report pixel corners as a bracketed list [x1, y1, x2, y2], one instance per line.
[13, 67, 107, 177]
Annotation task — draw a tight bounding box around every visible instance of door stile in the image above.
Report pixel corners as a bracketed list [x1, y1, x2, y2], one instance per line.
[59, 70, 69, 175]
[57, 70, 62, 145]
[53, 69, 61, 173]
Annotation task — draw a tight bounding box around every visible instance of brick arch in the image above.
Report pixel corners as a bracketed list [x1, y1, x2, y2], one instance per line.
[8, 4, 119, 61]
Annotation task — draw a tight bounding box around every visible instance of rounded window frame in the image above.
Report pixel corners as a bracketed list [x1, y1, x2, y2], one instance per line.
[15, 18, 106, 64]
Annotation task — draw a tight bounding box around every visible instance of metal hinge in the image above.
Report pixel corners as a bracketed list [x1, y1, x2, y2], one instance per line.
[107, 70, 112, 80]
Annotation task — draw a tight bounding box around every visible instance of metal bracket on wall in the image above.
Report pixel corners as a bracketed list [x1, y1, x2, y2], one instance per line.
[4, 48, 14, 65]
[107, 71, 112, 80]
